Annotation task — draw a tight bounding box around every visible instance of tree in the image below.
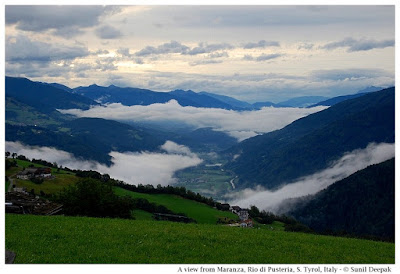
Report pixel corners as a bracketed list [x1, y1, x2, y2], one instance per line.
[249, 205, 260, 217]
[12, 153, 17, 159]
[5, 151, 10, 158]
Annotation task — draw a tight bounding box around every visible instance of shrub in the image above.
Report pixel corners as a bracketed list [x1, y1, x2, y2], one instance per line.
[30, 177, 44, 184]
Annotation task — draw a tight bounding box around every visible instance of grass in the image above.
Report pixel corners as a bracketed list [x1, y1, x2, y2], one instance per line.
[13, 174, 80, 195]
[6, 180, 10, 192]
[5, 214, 395, 264]
[114, 187, 238, 224]
[254, 221, 285, 231]
[133, 209, 154, 221]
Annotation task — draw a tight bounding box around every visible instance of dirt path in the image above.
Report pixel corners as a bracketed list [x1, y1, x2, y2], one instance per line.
[7, 176, 15, 192]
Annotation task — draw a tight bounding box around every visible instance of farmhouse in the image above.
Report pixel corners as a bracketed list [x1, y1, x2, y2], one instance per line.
[16, 168, 37, 180]
[16, 167, 52, 180]
[230, 205, 253, 228]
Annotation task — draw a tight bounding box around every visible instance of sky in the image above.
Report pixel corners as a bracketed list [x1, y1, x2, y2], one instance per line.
[4, 4, 396, 102]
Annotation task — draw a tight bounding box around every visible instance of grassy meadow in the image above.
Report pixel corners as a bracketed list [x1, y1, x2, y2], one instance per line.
[6, 214, 395, 264]
[114, 187, 238, 224]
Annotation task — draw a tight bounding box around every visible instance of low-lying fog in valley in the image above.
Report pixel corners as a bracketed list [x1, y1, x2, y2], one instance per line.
[6, 140, 394, 213]
[226, 142, 395, 213]
[6, 141, 202, 187]
[59, 100, 327, 141]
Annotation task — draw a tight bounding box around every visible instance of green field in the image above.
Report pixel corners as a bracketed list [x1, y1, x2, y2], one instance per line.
[5, 214, 395, 264]
[115, 187, 238, 224]
[133, 209, 154, 221]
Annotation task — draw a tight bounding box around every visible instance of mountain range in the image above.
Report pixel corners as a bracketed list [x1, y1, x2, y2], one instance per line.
[40, 77, 383, 110]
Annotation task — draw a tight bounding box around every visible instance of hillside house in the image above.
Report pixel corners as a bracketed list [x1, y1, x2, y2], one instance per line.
[229, 205, 253, 228]
[16, 167, 52, 180]
[16, 168, 37, 180]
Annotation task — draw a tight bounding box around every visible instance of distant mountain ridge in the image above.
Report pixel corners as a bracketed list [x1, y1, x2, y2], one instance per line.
[308, 93, 368, 108]
[356, 86, 384, 94]
[7, 76, 386, 111]
[276, 96, 329, 108]
[199, 91, 253, 109]
[6, 76, 99, 113]
[309, 86, 385, 107]
[73, 85, 240, 109]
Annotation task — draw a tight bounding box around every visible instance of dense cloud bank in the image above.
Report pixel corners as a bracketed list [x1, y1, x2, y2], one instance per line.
[59, 101, 326, 141]
[5, 141, 202, 186]
[226, 142, 395, 212]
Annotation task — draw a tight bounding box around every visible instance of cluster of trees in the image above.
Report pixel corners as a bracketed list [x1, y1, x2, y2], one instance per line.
[5, 158, 17, 170]
[75, 170, 111, 182]
[6, 152, 60, 169]
[56, 178, 135, 219]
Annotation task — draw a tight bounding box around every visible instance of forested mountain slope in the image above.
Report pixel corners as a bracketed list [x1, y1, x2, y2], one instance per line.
[225, 88, 395, 189]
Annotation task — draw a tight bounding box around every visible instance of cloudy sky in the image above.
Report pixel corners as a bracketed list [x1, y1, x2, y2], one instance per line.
[4, 4, 395, 102]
